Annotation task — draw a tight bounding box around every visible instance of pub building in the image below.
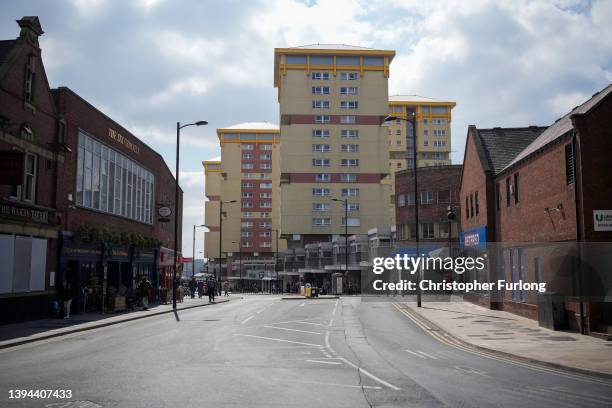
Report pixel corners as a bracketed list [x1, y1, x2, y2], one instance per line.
[0, 17, 182, 323]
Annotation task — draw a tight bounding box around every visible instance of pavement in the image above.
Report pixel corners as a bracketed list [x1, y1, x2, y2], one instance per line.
[0, 295, 235, 349]
[1, 295, 611, 407]
[399, 299, 612, 377]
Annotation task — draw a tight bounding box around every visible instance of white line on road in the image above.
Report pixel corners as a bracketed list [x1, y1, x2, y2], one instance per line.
[241, 316, 254, 324]
[299, 302, 305, 307]
[274, 378, 383, 390]
[262, 325, 322, 335]
[405, 349, 427, 359]
[332, 299, 339, 315]
[325, 331, 401, 391]
[271, 320, 328, 327]
[417, 351, 438, 359]
[233, 333, 323, 348]
[306, 359, 343, 365]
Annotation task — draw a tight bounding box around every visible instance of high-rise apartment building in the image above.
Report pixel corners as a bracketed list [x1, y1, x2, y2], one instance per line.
[274, 45, 395, 246]
[383, 95, 456, 222]
[203, 123, 285, 286]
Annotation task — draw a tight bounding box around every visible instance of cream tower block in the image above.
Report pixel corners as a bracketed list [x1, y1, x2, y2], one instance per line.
[274, 45, 395, 246]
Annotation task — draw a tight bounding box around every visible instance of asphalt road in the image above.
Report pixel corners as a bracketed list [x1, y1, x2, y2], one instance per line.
[1, 295, 611, 407]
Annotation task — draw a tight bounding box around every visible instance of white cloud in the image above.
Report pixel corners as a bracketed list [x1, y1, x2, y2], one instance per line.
[148, 76, 211, 105]
[68, 0, 108, 18]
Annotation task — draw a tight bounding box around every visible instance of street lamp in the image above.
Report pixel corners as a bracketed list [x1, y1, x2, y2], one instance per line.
[219, 199, 237, 296]
[173, 120, 208, 310]
[384, 112, 422, 307]
[231, 240, 242, 292]
[447, 206, 456, 257]
[332, 198, 349, 280]
[192, 224, 209, 276]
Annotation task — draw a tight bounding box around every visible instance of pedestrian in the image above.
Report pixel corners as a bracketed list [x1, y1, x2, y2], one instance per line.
[189, 276, 197, 299]
[197, 280, 204, 298]
[58, 278, 74, 319]
[138, 277, 152, 310]
[223, 281, 230, 297]
[207, 278, 216, 303]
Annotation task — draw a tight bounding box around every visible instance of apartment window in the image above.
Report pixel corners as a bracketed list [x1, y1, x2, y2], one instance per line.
[260, 192, 272, 198]
[241, 144, 254, 150]
[242, 242, 253, 248]
[422, 223, 435, 239]
[312, 188, 331, 197]
[312, 218, 331, 226]
[315, 173, 331, 183]
[340, 87, 358, 95]
[241, 163, 254, 169]
[406, 193, 415, 206]
[260, 163, 272, 170]
[342, 217, 361, 227]
[312, 203, 330, 212]
[312, 129, 330, 138]
[260, 173, 271, 179]
[243, 173, 254, 179]
[342, 188, 359, 197]
[469, 194, 474, 217]
[75, 132, 154, 224]
[311, 72, 330, 80]
[340, 173, 357, 182]
[242, 201, 253, 208]
[398, 194, 406, 207]
[565, 143, 575, 184]
[260, 154, 272, 160]
[312, 144, 331, 152]
[242, 182, 254, 189]
[514, 173, 520, 203]
[424, 130, 429, 136]
[475, 191, 480, 215]
[396, 130, 401, 136]
[495, 183, 501, 211]
[260, 182, 272, 189]
[24, 54, 36, 103]
[242, 192, 253, 198]
[341, 129, 358, 138]
[312, 159, 330, 167]
[260, 212, 271, 218]
[261, 242, 272, 248]
[423, 140, 429, 146]
[242, 212, 252, 218]
[260, 221, 272, 228]
[312, 100, 330, 109]
[261, 144, 273, 150]
[315, 115, 331, 124]
[340, 115, 356, 124]
[241, 231, 253, 238]
[341, 144, 359, 153]
[506, 178, 512, 207]
[341, 159, 359, 167]
[347, 203, 360, 211]
[260, 231, 271, 238]
[340, 101, 358, 109]
[340, 72, 358, 80]
[261, 201, 272, 208]
[312, 86, 330, 94]
[241, 221, 253, 228]
[421, 191, 434, 204]
[21, 153, 37, 202]
[242, 153, 253, 159]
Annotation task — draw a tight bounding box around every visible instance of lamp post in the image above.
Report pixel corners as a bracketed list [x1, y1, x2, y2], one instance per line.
[173, 120, 208, 310]
[272, 229, 280, 293]
[384, 112, 421, 307]
[231, 241, 242, 292]
[332, 198, 349, 279]
[219, 200, 237, 296]
[192, 224, 208, 276]
[447, 206, 456, 257]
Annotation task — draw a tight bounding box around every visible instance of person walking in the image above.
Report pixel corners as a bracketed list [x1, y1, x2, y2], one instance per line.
[138, 277, 152, 311]
[59, 278, 74, 319]
[197, 279, 204, 299]
[188, 276, 197, 299]
[207, 278, 216, 303]
[223, 281, 230, 297]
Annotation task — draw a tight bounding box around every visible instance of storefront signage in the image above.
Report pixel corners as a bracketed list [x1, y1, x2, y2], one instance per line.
[460, 226, 487, 251]
[0, 202, 49, 223]
[108, 128, 140, 155]
[158, 207, 172, 217]
[594, 210, 612, 231]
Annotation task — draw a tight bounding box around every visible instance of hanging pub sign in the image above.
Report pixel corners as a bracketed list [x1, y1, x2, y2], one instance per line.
[158, 206, 171, 223]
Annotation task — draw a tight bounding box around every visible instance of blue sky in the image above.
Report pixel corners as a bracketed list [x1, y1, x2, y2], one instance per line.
[1, 0, 610, 257]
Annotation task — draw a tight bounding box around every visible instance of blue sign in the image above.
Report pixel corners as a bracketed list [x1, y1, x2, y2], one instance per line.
[460, 226, 487, 250]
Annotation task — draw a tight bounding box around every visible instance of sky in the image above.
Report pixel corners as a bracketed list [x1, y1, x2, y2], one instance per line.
[1, 0, 610, 258]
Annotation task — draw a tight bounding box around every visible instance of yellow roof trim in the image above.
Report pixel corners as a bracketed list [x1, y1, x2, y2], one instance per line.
[216, 128, 280, 134]
[274, 48, 396, 57]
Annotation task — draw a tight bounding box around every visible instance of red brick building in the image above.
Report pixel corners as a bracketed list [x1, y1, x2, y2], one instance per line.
[0, 17, 182, 323]
[460, 84, 612, 334]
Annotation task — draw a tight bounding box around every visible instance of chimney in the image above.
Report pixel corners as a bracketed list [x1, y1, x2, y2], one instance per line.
[16, 16, 44, 46]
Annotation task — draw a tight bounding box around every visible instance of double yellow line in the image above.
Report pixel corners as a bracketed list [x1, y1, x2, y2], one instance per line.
[392, 303, 612, 387]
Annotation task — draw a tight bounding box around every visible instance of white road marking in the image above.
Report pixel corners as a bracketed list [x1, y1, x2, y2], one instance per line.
[271, 320, 328, 327]
[417, 351, 438, 359]
[299, 302, 305, 307]
[275, 378, 383, 390]
[405, 349, 427, 359]
[233, 333, 323, 348]
[306, 359, 343, 365]
[263, 325, 322, 335]
[241, 315, 254, 324]
[332, 299, 339, 315]
[325, 331, 401, 391]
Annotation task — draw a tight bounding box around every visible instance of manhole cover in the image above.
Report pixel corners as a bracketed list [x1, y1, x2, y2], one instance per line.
[45, 401, 102, 408]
